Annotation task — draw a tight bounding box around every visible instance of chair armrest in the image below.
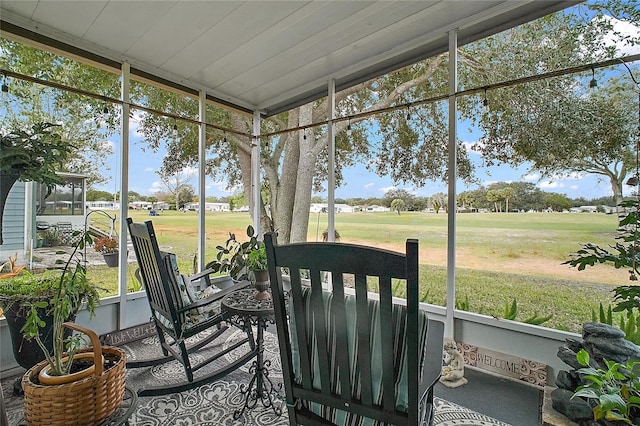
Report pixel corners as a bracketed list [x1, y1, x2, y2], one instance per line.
[419, 319, 445, 396]
[186, 268, 215, 290]
[177, 280, 251, 312]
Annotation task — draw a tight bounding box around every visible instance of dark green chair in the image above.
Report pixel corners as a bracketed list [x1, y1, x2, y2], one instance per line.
[127, 218, 254, 396]
[264, 233, 444, 425]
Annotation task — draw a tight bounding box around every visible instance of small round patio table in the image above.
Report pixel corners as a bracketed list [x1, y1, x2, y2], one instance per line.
[221, 286, 283, 419]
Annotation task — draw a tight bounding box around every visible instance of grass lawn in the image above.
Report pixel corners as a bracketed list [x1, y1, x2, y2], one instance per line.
[90, 210, 628, 333]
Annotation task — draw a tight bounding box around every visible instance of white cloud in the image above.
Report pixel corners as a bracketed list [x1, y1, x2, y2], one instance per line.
[540, 181, 564, 189]
[600, 15, 640, 56]
[130, 111, 144, 135]
[181, 166, 198, 178]
[144, 167, 155, 172]
[363, 183, 375, 189]
[101, 139, 115, 151]
[380, 186, 396, 194]
[148, 181, 164, 194]
[570, 185, 579, 190]
[461, 141, 483, 156]
[523, 173, 540, 182]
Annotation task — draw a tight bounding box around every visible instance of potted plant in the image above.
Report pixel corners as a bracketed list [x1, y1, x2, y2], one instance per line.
[0, 231, 100, 371]
[94, 236, 119, 267]
[246, 242, 270, 300]
[0, 122, 73, 245]
[1, 231, 126, 424]
[206, 225, 261, 282]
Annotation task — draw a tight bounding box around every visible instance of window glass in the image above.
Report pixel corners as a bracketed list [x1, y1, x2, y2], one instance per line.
[36, 176, 84, 216]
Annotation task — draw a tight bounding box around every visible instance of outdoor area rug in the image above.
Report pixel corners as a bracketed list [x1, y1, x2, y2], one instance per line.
[2, 327, 510, 426]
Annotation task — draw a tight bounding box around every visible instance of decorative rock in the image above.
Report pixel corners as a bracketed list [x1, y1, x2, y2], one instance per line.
[557, 345, 582, 370]
[552, 322, 640, 424]
[583, 338, 640, 364]
[551, 388, 594, 421]
[565, 338, 584, 354]
[555, 370, 580, 391]
[583, 322, 626, 340]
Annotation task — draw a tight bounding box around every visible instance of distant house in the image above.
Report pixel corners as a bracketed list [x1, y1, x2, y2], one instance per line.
[569, 205, 615, 214]
[130, 201, 169, 210]
[365, 205, 390, 213]
[130, 201, 154, 210]
[310, 203, 355, 213]
[86, 201, 119, 210]
[184, 202, 230, 212]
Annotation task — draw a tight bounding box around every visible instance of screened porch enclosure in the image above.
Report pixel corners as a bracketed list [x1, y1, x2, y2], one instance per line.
[2, 0, 633, 385]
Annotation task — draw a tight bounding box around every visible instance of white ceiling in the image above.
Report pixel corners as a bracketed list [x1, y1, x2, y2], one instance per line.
[0, 1, 578, 116]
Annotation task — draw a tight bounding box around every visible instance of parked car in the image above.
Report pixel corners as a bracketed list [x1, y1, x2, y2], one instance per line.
[149, 210, 160, 216]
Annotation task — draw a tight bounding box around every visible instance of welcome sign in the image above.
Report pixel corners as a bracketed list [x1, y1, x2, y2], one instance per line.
[457, 342, 547, 387]
[101, 322, 157, 346]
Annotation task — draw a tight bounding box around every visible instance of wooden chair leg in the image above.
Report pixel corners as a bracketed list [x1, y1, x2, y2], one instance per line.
[178, 341, 194, 382]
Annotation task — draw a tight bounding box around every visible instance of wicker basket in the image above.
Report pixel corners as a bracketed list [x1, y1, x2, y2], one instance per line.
[22, 322, 126, 426]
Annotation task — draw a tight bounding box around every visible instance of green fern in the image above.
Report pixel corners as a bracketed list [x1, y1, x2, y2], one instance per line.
[523, 313, 553, 325]
[456, 295, 470, 311]
[503, 298, 518, 320]
[591, 303, 613, 324]
[501, 298, 551, 325]
[619, 311, 640, 345]
[591, 303, 640, 345]
[419, 289, 430, 303]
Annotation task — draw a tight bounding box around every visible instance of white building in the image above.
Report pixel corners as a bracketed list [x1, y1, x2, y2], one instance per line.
[185, 202, 230, 212]
[310, 203, 355, 213]
[365, 205, 390, 213]
[86, 201, 119, 210]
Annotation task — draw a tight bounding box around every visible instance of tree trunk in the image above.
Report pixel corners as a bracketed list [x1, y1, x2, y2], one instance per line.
[0, 172, 20, 246]
[272, 124, 301, 244]
[289, 105, 315, 243]
[609, 174, 624, 217]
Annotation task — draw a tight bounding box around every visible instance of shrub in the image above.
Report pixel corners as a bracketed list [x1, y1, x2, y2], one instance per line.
[94, 236, 118, 254]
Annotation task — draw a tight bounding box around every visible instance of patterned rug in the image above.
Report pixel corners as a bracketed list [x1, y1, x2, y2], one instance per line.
[2, 327, 510, 426]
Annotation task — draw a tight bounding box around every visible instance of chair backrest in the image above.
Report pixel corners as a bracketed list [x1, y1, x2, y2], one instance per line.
[126, 218, 187, 334]
[265, 233, 440, 425]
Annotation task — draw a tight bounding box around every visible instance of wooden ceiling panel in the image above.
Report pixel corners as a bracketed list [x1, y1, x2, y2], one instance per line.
[0, 0, 579, 116]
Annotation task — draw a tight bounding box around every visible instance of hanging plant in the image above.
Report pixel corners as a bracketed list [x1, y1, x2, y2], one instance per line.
[0, 122, 75, 244]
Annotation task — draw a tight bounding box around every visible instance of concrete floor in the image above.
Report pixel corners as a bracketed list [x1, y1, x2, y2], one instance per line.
[435, 367, 543, 426]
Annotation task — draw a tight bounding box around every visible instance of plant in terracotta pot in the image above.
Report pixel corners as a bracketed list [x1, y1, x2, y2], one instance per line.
[246, 242, 270, 300]
[0, 122, 74, 245]
[94, 235, 119, 267]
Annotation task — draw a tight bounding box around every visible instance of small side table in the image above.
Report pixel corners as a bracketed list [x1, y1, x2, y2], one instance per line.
[99, 386, 138, 426]
[222, 287, 283, 419]
[13, 386, 137, 426]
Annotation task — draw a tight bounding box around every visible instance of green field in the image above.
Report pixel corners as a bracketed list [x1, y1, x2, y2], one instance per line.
[89, 210, 628, 333]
